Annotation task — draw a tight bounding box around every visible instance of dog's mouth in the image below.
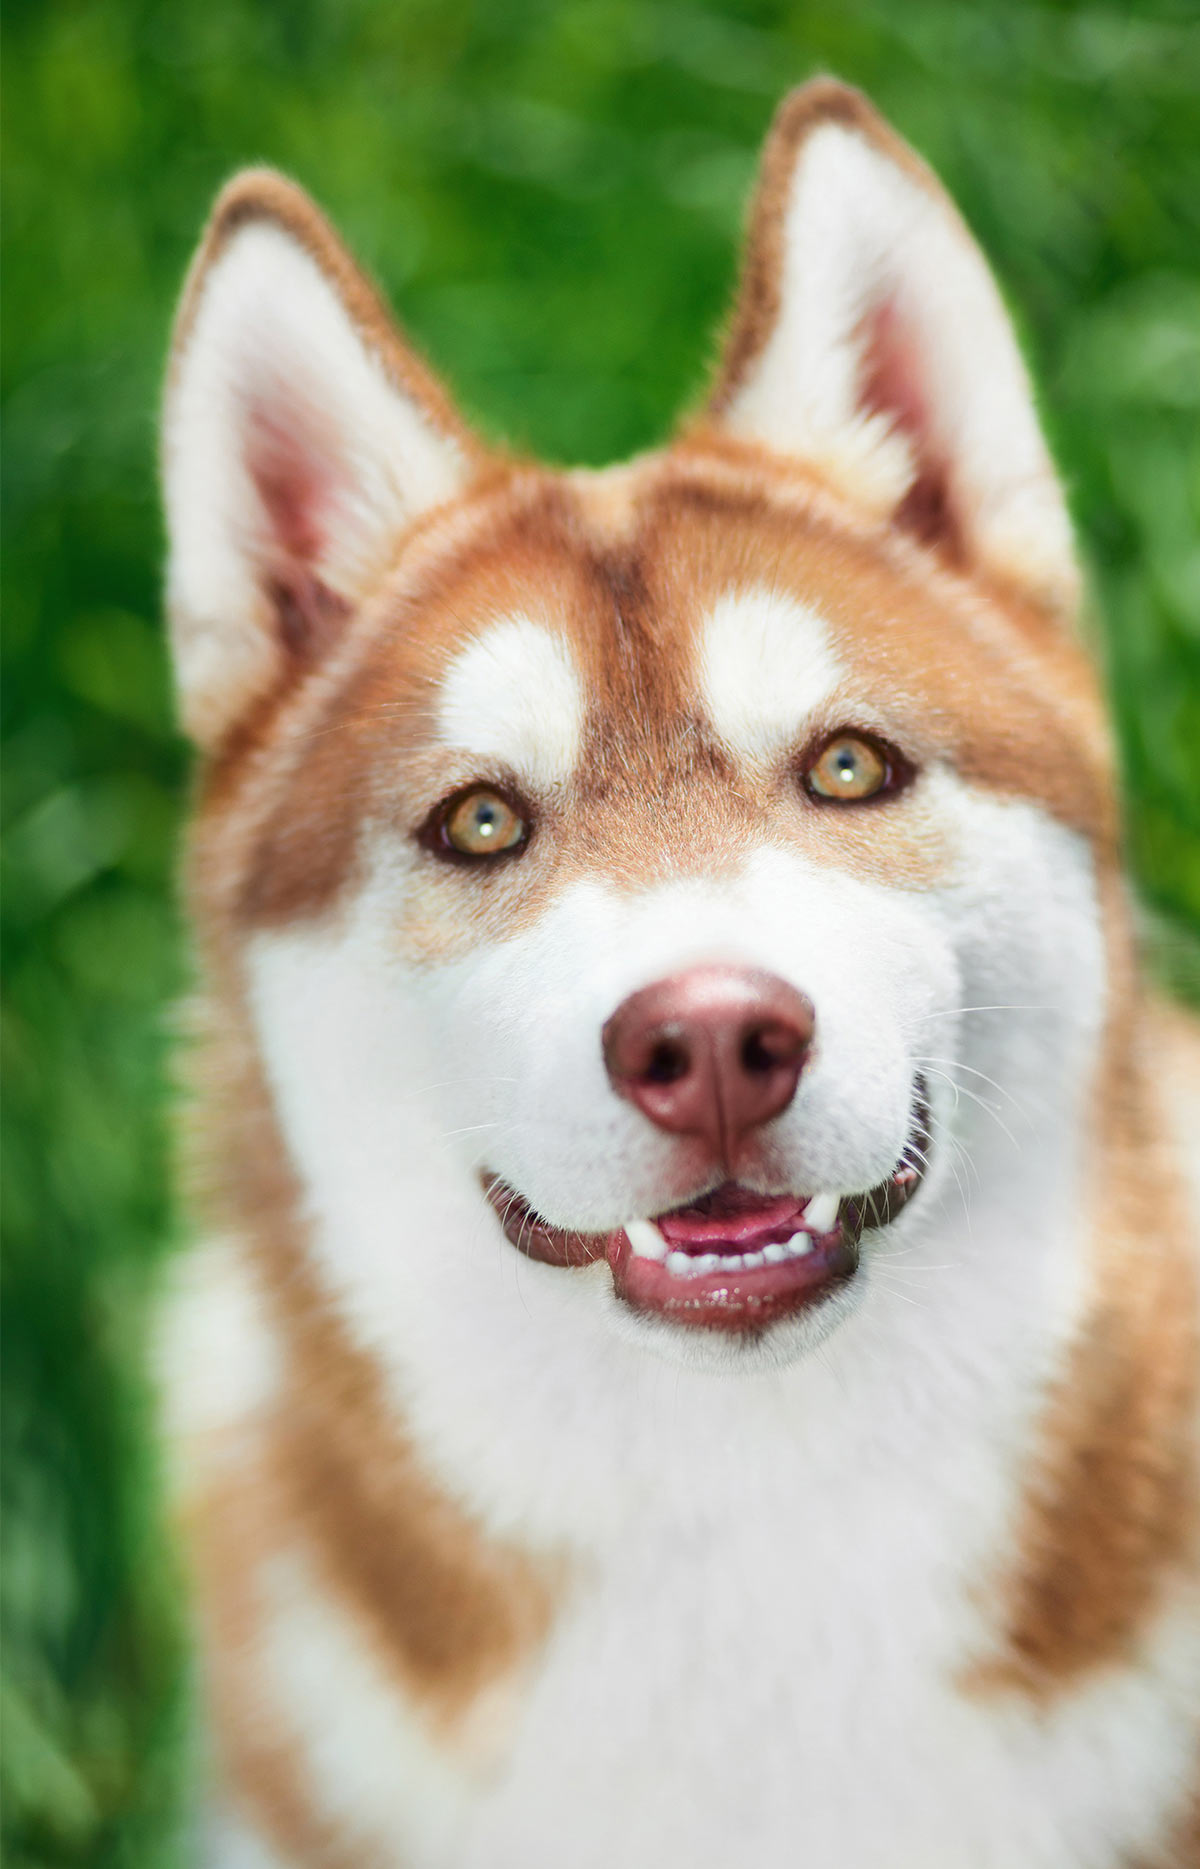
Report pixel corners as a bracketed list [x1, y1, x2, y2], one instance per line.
[482, 1092, 930, 1335]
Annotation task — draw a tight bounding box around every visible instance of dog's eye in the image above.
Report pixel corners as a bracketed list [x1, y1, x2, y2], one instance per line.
[804, 733, 894, 802]
[437, 787, 528, 859]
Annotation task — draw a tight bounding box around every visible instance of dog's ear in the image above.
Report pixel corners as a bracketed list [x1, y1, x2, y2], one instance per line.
[162, 171, 483, 747]
[705, 81, 1079, 618]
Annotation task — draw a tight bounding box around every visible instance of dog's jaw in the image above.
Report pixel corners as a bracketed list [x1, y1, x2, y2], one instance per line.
[481, 1085, 929, 1338]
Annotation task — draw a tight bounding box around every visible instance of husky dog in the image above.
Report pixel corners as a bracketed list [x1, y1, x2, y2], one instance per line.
[160, 80, 1199, 1868]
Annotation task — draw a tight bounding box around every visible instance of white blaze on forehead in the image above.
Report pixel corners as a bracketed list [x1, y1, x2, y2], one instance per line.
[438, 616, 586, 789]
[698, 587, 842, 765]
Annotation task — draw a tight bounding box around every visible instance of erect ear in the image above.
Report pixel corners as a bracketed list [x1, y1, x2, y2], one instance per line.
[162, 170, 484, 747]
[706, 81, 1080, 618]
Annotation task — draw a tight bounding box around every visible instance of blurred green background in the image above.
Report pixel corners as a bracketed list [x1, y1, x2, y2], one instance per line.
[3, 0, 1199, 1860]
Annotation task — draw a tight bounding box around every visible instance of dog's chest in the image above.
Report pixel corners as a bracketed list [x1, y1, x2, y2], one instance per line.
[462, 1487, 977, 1868]
[434, 1457, 1184, 1869]
[207, 1218, 1193, 1869]
[183, 1234, 1197, 1869]
[276, 1440, 1000, 1865]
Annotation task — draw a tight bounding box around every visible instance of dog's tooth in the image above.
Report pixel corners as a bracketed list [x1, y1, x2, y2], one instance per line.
[625, 1219, 668, 1262]
[785, 1231, 815, 1258]
[803, 1192, 840, 1234]
[762, 1243, 787, 1263]
[692, 1253, 721, 1275]
[740, 1251, 766, 1270]
[666, 1251, 694, 1277]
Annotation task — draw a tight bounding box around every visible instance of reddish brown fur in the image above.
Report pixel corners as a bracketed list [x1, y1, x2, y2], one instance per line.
[969, 889, 1198, 1696]
[188, 444, 1115, 950]
[191, 1457, 374, 1869]
[180, 1013, 561, 1851]
[184, 427, 1190, 1707]
[169, 79, 1198, 1829]
[263, 1200, 561, 1730]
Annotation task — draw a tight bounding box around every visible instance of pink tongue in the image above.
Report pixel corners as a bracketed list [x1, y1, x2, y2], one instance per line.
[656, 1193, 808, 1251]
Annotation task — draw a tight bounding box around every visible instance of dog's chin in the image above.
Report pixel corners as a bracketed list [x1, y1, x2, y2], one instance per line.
[481, 1089, 930, 1364]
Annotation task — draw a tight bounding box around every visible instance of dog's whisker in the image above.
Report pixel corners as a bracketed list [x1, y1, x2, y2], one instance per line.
[870, 1258, 955, 1276]
[904, 1004, 1055, 1025]
[913, 1056, 1025, 1113]
[293, 701, 433, 743]
[868, 1277, 931, 1312]
[941, 1140, 975, 1233]
[919, 1066, 1023, 1153]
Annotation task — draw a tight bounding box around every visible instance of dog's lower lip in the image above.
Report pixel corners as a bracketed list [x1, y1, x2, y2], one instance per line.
[481, 1094, 929, 1334]
[606, 1210, 858, 1332]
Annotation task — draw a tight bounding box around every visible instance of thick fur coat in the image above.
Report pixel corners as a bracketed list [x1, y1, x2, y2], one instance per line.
[159, 82, 1200, 1868]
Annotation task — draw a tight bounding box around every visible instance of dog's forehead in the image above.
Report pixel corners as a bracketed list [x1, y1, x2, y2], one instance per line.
[436, 616, 589, 791]
[422, 473, 849, 784]
[432, 583, 841, 793]
[323, 455, 1112, 856]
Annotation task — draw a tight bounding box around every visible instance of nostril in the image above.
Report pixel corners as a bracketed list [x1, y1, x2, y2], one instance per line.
[741, 1028, 777, 1075]
[741, 1020, 808, 1076]
[644, 1036, 691, 1084]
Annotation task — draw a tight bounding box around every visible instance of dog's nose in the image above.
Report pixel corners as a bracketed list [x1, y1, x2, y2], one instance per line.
[602, 966, 815, 1166]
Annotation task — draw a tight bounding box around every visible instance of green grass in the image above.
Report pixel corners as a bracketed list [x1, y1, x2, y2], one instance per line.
[3, 1, 1199, 1858]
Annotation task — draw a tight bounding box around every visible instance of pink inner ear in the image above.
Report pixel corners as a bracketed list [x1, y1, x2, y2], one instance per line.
[244, 391, 334, 563]
[859, 297, 958, 556]
[243, 391, 348, 658]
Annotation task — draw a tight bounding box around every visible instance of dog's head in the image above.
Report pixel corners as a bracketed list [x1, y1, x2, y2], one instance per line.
[164, 83, 1117, 1373]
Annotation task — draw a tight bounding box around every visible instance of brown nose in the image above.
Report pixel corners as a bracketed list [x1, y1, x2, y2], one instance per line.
[602, 966, 815, 1168]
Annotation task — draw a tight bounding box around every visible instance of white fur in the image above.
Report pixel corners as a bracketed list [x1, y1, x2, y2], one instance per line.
[170, 772, 1199, 1866]
[201, 1809, 292, 1869]
[437, 617, 585, 789]
[721, 123, 1079, 613]
[246, 780, 1102, 1477]
[162, 113, 1197, 1869]
[163, 221, 468, 742]
[156, 1235, 282, 1504]
[255, 1547, 478, 1865]
[697, 587, 841, 766]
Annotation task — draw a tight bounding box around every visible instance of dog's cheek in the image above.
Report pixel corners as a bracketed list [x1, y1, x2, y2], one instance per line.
[934, 791, 1107, 1081]
[392, 872, 547, 972]
[737, 854, 954, 1190]
[406, 889, 674, 1222]
[415, 921, 624, 1169]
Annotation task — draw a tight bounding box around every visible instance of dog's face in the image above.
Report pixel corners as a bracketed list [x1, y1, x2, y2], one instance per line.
[165, 84, 1116, 1372]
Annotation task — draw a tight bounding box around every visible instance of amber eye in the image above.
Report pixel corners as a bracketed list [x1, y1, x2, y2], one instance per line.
[438, 787, 528, 859]
[805, 733, 893, 802]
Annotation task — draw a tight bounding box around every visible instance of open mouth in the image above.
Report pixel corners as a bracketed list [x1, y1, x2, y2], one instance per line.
[483, 1092, 929, 1335]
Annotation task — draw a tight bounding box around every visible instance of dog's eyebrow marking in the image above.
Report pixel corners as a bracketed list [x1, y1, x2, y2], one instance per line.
[437, 617, 585, 789]
[697, 587, 842, 765]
